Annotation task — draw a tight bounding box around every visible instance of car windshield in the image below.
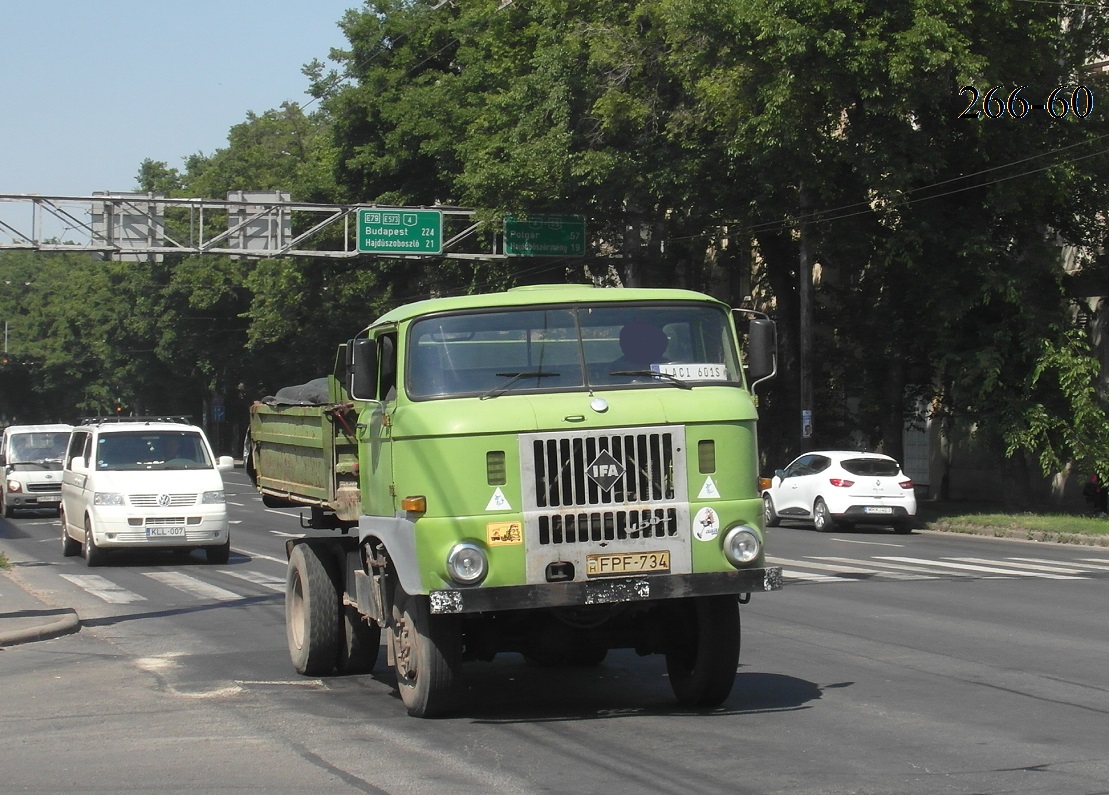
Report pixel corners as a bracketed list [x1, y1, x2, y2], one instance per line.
[96, 431, 213, 471]
[406, 302, 742, 399]
[7, 432, 69, 466]
[840, 458, 901, 477]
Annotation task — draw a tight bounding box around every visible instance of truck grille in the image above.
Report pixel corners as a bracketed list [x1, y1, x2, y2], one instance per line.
[520, 426, 688, 555]
[530, 430, 678, 508]
[28, 483, 62, 493]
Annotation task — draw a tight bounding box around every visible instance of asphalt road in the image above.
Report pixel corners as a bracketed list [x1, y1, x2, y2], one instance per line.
[2, 470, 1108, 794]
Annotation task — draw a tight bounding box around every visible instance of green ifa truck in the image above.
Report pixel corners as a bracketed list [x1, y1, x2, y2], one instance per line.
[247, 284, 782, 717]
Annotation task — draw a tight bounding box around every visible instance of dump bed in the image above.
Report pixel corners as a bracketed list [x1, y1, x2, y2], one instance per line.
[246, 378, 361, 523]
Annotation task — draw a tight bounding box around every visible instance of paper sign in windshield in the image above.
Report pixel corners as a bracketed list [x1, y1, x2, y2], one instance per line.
[652, 363, 729, 381]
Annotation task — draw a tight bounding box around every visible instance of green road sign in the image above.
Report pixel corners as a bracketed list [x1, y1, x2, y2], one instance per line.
[504, 214, 586, 257]
[358, 208, 442, 254]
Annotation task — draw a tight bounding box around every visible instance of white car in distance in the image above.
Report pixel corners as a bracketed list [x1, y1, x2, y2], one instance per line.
[762, 450, 917, 533]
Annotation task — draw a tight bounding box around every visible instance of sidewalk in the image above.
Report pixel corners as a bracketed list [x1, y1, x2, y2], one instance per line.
[0, 566, 80, 647]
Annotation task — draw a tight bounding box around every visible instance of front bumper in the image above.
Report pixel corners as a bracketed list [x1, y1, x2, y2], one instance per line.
[428, 566, 783, 615]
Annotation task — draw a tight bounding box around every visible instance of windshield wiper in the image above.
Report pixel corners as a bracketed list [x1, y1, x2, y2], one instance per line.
[609, 370, 693, 389]
[480, 371, 560, 400]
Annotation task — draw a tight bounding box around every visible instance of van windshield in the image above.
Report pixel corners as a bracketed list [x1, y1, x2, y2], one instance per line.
[8, 432, 69, 468]
[95, 431, 213, 471]
[406, 302, 741, 399]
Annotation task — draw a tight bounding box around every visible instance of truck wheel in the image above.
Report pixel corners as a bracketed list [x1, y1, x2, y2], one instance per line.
[83, 517, 105, 567]
[286, 543, 340, 676]
[61, 509, 80, 557]
[664, 596, 740, 708]
[337, 605, 381, 675]
[390, 587, 461, 718]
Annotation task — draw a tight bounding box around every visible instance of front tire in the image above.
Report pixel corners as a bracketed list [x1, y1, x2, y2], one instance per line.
[206, 537, 231, 564]
[286, 542, 340, 676]
[61, 509, 80, 557]
[762, 494, 781, 527]
[390, 584, 461, 718]
[83, 517, 105, 567]
[813, 497, 836, 532]
[665, 596, 741, 708]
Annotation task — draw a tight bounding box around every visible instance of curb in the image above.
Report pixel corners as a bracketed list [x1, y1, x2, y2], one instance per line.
[0, 608, 81, 647]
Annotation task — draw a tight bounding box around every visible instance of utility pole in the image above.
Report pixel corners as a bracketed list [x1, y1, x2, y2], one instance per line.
[798, 184, 814, 447]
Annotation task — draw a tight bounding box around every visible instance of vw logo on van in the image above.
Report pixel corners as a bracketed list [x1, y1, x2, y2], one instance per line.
[158, 494, 172, 507]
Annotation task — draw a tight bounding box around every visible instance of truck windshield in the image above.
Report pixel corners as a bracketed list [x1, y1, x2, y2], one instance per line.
[8, 432, 69, 466]
[407, 303, 742, 399]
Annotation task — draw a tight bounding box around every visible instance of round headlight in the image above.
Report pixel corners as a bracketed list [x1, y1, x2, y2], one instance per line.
[723, 525, 761, 566]
[446, 542, 488, 585]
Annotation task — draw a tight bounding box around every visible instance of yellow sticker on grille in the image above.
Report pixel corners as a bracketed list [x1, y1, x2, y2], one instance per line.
[486, 521, 523, 545]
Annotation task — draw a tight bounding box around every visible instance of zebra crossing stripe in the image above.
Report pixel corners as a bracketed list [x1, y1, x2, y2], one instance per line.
[808, 556, 936, 579]
[768, 556, 927, 581]
[950, 557, 1089, 575]
[219, 569, 286, 592]
[59, 574, 146, 604]
[876, 556, 1084, 580]
[144, 572, 242, 601]
[1073, 558, 1109, 572]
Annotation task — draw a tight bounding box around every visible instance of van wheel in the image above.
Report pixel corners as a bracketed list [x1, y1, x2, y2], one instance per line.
[206, 538, 231, 564]
[286, 542, 340, 676]
[2, 499, 13, 519]
[61, 509, 80, 557]
[83, 517, 105, 567]
[664, 596, 740, 708]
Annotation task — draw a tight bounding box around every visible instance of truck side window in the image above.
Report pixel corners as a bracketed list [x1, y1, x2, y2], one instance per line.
[380, 334, 397, 400]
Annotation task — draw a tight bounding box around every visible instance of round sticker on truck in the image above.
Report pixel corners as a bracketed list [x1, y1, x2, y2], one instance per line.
[693, 507, 720, 541]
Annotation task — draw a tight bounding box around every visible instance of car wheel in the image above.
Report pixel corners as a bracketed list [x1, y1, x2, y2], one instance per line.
[83, 517, 105, 567]
[762, 494, 780, 527]
[60, 509, 80, 557]
[813, 498, 836, 532]
[2, 492, 13, 518]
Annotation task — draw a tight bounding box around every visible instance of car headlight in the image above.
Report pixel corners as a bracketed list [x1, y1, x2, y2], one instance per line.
[6, 479, 22, 493]
[723, 525, 761, 566]
[446, 542, 488, 585]
[93, 492, 125, 506]
[202, 490, 226, 504]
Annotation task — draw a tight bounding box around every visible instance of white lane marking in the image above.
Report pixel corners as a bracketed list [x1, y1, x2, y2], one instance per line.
[269, 530, 302, 538]
[768, 556, 928, 581]
[144, 572, 242, 601]
[877, 556, 1084, 580]
[227, 501, 246, 507]
[219, 569, 286, 592]
[808, 556, 936, 579]
[231, 547, 289, 566]
[1073, 558, 1109, 572]
[782, 570, 843, 583]
[59, 574, 147, 604]
[951, 557, 1090, 575]
[264, 509, 302, 519]
[831, 538, 907, 547]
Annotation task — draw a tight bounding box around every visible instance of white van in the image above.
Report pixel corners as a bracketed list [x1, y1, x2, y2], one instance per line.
[60, 419, 235, 566]
[1, 424, 73, 517]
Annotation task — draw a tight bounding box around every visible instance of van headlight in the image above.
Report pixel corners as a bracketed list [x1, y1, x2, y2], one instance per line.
[446, 542, 488, 585]
[723, 525, 761, 566]
[93, 492, 125, 506]
[6, 479, 22, 493]
[202, 490, 226, 504]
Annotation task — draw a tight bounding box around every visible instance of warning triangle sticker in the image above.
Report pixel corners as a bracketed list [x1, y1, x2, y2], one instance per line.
[698, 477, 720, 499]
[486, 487, 512, 511]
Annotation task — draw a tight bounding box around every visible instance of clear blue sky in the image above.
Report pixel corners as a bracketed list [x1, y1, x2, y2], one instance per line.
[0, 1, 357, 197]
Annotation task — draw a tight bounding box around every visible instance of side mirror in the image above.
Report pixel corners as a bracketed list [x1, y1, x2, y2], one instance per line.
[775, 468, 786, 480]
[71, 456, 87, 473]
[216, 456, 235, 472]
[747, 318, 777, 384]
[347, 337, 379, 401]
